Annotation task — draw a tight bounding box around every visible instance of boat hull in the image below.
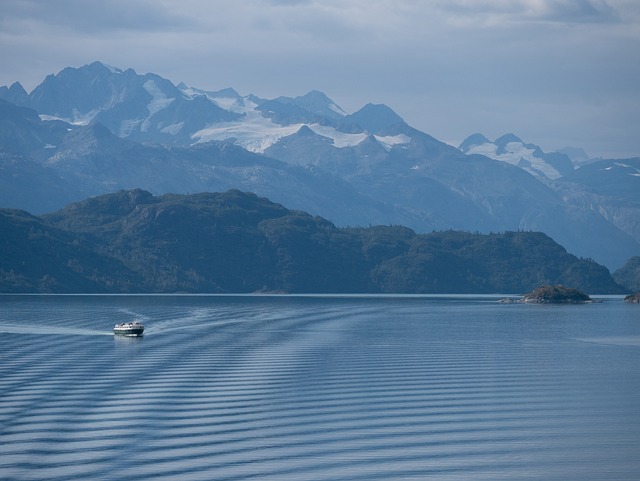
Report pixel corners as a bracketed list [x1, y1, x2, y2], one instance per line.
[113, 322, 144, 336]
[113, 329, 144, 336]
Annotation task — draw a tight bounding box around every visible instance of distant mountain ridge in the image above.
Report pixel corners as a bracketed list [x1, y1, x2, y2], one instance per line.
[1, 61, 639, 270]
[459, 133, 575, 180]
[1, 61, 406, 151]
[0, 190, 626, 294]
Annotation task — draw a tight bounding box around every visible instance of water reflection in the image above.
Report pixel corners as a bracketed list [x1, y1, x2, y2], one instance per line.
[113, 332, 144, 358]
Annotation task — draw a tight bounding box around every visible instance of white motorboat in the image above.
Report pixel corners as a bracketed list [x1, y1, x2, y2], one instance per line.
[113, 321, 144, 336]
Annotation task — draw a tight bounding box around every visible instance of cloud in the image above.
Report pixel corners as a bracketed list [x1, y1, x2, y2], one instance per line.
[260, 0, 313, 5]
[0, 0, 637, 157]
[0, 0, 193, 34]
[433, 0, 620, 26]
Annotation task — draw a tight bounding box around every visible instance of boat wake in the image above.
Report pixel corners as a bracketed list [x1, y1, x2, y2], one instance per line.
[576, 336, 640, 347]
[0, 323, 112, 336]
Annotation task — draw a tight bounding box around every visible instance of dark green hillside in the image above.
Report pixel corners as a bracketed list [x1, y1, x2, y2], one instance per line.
[614, 256, 640, 292]
[0, 208, 139, 292]
[259, 214, 369, 292]
[45, 190, 291, 292]
[354, 228, 621, 294]
[0, 189, 628, 294]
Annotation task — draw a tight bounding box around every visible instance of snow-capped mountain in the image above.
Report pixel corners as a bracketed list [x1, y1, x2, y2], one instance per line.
[3, 62, 413, 156]
[182, 84, 410, 153]
[459, 133, 575, 180]
[1, 62, 638, 270]
[555, 146, 594, 167]
[5, 62, 241, 146]
[561, 158, 640, 198]
[556, 158, 640, 246]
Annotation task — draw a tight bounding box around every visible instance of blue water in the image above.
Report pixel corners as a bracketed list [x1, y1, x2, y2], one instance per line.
[0, 294, 639, 480]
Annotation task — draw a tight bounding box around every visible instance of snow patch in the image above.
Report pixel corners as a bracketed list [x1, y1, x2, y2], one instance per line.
[617, 163, 640, 176]
[179, 84, 247, 114]
[40, 109, 101, 126]
[178, 86, 197, 99]
[467, 143, 500, 158]
[141, 80, 174, 132]
[120, 119, 142, 137]
[467, 141, 562, 179]
[311, 125, 367, 148]
[376, 134, 411, 151]
[212, 96, 243, 112]
[40, 114, 63, 122]
[160, 122, 184, 135]
[193, 109, 303, 152]
[70, 108, 101, 126]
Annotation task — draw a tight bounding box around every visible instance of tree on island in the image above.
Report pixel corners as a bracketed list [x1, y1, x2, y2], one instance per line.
[624, 292, 640, 303]
[522, 285, 593, 304]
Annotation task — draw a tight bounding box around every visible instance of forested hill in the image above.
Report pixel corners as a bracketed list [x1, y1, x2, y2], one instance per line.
[0, 189, 627, 294]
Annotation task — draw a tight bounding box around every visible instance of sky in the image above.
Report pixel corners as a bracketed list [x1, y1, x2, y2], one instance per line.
[1, 0, 639, 158]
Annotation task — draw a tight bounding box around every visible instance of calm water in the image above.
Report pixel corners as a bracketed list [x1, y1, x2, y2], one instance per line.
[0, 294, 639, 480]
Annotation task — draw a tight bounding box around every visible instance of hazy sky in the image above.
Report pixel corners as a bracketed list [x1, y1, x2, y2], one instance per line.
[1, 0, 639, 158]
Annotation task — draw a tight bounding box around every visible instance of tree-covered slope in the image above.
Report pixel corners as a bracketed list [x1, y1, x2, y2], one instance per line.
[0, 190, 627, 294]
[614, 256, 640, 292]
[0, 208, 140, 292]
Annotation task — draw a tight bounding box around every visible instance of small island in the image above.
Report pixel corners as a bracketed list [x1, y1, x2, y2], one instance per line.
[518, 285, 595, 304]
[624, 292, 640, 304]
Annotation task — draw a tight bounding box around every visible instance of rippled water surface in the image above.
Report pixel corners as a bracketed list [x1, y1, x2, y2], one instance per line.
[1, 294, 639, 480]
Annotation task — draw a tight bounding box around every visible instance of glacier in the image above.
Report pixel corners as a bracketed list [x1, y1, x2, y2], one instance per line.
[191, 96, 411, 153]
[466, 141, 563, 179]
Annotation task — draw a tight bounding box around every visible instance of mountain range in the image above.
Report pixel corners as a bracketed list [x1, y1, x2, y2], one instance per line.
[458, 133, 575, 180]
[1, 61, 638, 271]
[0, 189, 627, 294]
